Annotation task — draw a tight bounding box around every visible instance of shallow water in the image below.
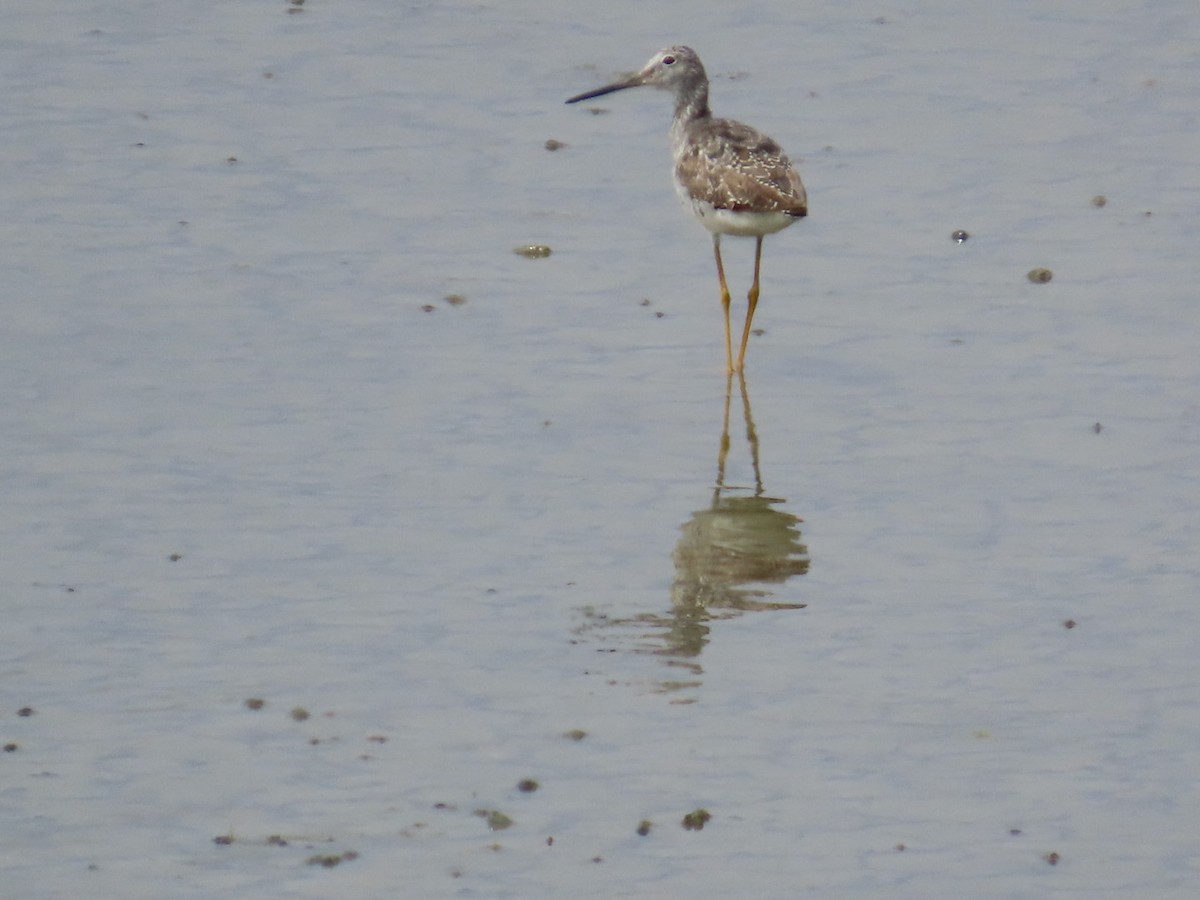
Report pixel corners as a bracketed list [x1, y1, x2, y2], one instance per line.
[3, 1, 1199, 896]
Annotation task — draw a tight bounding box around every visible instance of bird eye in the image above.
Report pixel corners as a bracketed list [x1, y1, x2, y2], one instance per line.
[662, 55, 675, 66]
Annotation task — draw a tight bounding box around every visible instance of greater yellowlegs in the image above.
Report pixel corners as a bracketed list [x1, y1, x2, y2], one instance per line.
[566, 46, 807, 373]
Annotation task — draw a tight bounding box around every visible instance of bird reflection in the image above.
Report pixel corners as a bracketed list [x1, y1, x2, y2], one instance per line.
[574, 373, 809, 695]
[664, 373, 809, 657]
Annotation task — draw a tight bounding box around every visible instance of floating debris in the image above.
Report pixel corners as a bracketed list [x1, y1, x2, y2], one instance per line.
[517, 779, 540, 793]
[1092, 195, 1107, 207]
[514, 244, 552, 258]
[475, 809, 514, 831]
[1027, 267, 1053, 283]
[562, 728, 587, 741]
[290, 707, 310, 722]
[636, 820, 652, 836]
[307, 851, 358, 867]
[951, 229, 969, 243]
[244, 697, 265, 710]
[680, 809, 711, 831]
[544, 139, 566, 151]
[1044, 851, 1061, 865]
[443, 293, 466, 307]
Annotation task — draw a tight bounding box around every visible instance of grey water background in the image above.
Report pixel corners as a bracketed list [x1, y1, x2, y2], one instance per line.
[3, 1, 1198, 896]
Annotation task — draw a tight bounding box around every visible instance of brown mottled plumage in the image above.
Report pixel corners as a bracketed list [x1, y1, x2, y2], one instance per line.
[677, 120, 807, 216]
[568, 46, 806, 372]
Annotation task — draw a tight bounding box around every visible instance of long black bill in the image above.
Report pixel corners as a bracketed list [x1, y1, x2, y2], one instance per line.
[565, 78, 640, 104]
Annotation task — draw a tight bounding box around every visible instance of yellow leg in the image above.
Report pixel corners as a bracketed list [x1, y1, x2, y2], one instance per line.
[735, 237, 764, 372]
[712, 235, 733, 373]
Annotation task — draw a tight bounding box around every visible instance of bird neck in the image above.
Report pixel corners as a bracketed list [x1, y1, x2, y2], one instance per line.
[673, 84, 711, 125]
[670, 84, 711, 143]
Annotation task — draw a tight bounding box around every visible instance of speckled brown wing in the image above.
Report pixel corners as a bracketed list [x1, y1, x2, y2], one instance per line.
[675, 117, 807, 216]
